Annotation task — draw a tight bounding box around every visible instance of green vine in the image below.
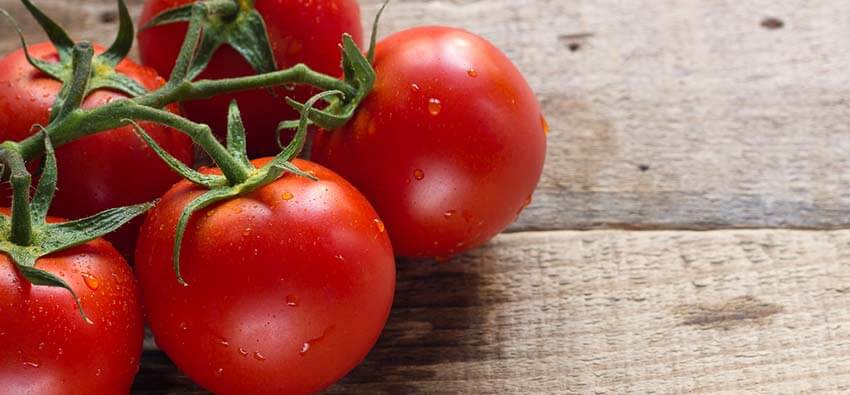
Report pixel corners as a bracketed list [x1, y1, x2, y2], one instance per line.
[0, 0, 387, 305]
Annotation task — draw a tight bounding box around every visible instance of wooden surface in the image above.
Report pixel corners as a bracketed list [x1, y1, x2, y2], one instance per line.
[3, 0, 850, 393]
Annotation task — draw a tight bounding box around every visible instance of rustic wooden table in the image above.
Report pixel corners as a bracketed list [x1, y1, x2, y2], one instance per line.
[4, 0, 850, 393]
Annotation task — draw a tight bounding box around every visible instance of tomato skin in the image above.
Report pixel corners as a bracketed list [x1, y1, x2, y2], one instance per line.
[138, 0, 363, 158]
[135, 159, 395, 394]
[0, 42, 194, 258]
[312, 27, 547, 258]
[0, 212, 144, 395]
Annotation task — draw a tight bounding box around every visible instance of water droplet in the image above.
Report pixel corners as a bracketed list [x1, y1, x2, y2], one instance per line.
[444, 210, 457, 219]
[23, 361, 40, 368]
[242, 228, 252, 237]
[215, 368, 224, 376]
[282, 192, 294, 201]
[179, 322, 188, 331]
[95, 368, 102, 376]
[541, 114, 550, 136]
[335, 255, 345, 261]
[286, 294, 299, 307]
[414, 169, 425, 181]
[238, 347, 249, 357]
[410, 83, 420, 92]
[283, 83, 296, 91]
[253, 352, 266, 361]
[427, 98, 442, 116]
[81, 273, 99, 291]
[219, 339, 230, 347]
[467, 68, 478, 78]
[374, 219, 386, 233]
[299, 342, 310, 355]
[84, 316, 94, 325]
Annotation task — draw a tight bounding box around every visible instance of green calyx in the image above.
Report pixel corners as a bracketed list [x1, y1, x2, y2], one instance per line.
[0, 136, 154, 322]
[143, 0, 276, 81]
[276, 0, 390, 134]
[0, 0, 148, 116]
[131, 91, 340, 285]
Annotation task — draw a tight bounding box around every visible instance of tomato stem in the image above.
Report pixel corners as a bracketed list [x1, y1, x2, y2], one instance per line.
[0, 142, 33, 246]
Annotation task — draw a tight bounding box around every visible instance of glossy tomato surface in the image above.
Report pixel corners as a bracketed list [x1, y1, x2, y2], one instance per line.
[312, 27, 548, 258]
[0, 42, 194, 258]
[135, 159, 395, 395]
[138, 0, 363, 157]
[0, 213, 144, 394]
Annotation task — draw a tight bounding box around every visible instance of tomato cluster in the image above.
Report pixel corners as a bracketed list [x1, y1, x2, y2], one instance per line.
[0, 0, 546, 394]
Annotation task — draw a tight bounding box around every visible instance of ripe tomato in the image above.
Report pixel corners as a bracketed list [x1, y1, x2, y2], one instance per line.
[312, 27, 548, 258]
[0, 212, 144, 394]
[138, 0, 363, 158]
[135, 159, 395, 394]
[0, 42, 194, 258]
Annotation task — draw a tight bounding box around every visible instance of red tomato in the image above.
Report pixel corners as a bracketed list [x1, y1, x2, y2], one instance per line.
[138, 0, 363, 158]
[0, 212, 144, 394]
[0, 42, 194, 258]
[312, 27, 548, 258]
[135, 159, 395, 394]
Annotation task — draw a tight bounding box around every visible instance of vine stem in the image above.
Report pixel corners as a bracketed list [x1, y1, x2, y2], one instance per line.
[14, 61, 351, 164]
[0, 142, 32, 245]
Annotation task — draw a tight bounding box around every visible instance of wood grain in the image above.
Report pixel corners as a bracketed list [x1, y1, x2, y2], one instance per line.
[134, 229, 850, 394]
[2, 0, 850, 230]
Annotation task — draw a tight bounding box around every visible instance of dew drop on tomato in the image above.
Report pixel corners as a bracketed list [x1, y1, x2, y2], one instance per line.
[238, 348, 248, 357]
[374, 219, 386, 233]
[414, 169, 425, 181]
[299, 342, 310, 355]
[253, 352, 266, 361]
[427, 98, 442, 116]
[286, 294, 299, 307]
[410, 83, 420, 92]
[82, 273, 100, 291]
[444, 210, 457, 219]
[541, 114, 550, 136]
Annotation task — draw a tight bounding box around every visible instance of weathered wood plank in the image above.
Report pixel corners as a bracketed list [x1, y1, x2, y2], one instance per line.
[2, 0, 850, 231]
[136, 229, 850, 393]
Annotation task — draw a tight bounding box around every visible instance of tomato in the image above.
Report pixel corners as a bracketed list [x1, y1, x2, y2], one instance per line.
[311, 27, 548, 258]
[0, 42, 194, 258]
[0, 211, 144, 394]
[138, 0, 363, 158]
[135, 158, 395, 394]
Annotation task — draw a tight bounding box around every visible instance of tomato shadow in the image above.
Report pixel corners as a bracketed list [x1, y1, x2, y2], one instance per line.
[329, 247, 507, 393]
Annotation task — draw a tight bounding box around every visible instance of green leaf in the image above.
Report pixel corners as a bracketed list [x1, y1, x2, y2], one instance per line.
[41, 202, 154, 254]
[265, 90, 341, 179]
[20, 0, 74, 59]
[227, 10, 278, 77]
[186, 33, 226, 81]
[30, 134, 56, 224]
[99, 0, 134, 67]
[172, 188, 240, 285]
[128, 120, 225, 188]
[226, 101, 252, 168]
[88, 70, 149, 97]
[367, 0, 392, 63]
[17, 265, 90, 323]
[0, 9, 66, 80]
[140, 3, 195, 30]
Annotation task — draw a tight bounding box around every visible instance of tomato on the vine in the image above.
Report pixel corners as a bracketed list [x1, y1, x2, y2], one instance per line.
[135, 158, 395, 394]
[137, 0, 363, 158]
[0, 42, 194, 258]
[312, 26, 548, 258]
[0, 211, 144, 394]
